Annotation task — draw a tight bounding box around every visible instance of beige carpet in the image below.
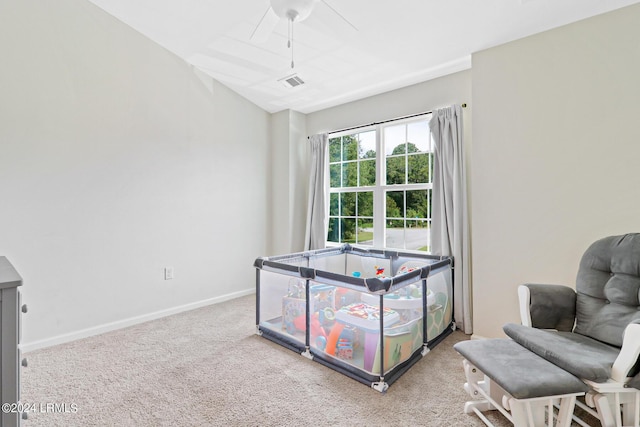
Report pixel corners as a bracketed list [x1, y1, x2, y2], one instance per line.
[21, 294, 597, 426]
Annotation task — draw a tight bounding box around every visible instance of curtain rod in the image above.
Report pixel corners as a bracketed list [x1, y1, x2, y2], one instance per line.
[308, 103, 467, 139]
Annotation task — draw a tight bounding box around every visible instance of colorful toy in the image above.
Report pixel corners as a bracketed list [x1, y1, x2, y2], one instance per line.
[293, 312, 327, 340]
[335, 327, 355, 359]
[325, 323, 344, 356]
[397, 265, 417, 275]
[282, 296, 305, 334]
[316, 336, 327, 351]
[334, 287, 358, 309]
[286, 279, 305, 299]
[333, 303, 401, 372]
[318, 307, 335, 325]
[336, 338, 353, 359]
[312, 285, 334, 312]
[282, 281, 336, 336]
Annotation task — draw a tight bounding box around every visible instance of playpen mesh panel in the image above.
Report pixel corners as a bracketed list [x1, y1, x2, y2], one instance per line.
[256, 245, 453, 387]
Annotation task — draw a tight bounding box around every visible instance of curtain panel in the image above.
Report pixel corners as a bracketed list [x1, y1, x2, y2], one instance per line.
[304, 133, 329, 251]
[429, 105, 472, 334]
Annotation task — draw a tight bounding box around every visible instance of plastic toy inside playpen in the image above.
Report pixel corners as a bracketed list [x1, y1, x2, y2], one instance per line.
[258, 254, 452, 376]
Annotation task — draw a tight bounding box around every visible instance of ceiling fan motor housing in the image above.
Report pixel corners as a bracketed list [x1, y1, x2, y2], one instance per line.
[270, 0, 318, 22]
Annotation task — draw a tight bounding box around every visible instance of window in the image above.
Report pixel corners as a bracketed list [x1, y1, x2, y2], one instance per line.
[327, 114, 433, 251]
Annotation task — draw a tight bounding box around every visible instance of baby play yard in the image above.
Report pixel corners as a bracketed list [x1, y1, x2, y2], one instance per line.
[254, 245, 453, 392]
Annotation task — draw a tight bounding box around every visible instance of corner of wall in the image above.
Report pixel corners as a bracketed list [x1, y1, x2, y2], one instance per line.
[268, 110, 308, 255]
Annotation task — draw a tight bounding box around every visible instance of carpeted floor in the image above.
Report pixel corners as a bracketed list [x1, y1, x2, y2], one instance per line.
[21, 294, 597, 426]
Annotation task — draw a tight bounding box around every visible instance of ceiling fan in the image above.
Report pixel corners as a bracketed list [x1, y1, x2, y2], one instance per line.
[250, 0, 357, 68]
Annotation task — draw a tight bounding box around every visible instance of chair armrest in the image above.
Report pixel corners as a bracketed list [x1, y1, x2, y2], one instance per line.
[517, 284, 576, 331]
[611, 320, 640, 384]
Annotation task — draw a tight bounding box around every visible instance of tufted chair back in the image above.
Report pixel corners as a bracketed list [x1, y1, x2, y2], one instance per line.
[574, 234, 640, 347]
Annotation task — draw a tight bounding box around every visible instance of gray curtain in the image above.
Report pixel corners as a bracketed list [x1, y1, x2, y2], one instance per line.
[429, 105, 472, 334]
[304, 133, 329, 250]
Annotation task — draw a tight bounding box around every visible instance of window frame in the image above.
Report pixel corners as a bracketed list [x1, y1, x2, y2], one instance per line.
[327, 113, 433, 251]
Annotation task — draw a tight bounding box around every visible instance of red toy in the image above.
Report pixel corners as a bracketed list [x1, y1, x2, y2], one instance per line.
[293, 312, 327, 339]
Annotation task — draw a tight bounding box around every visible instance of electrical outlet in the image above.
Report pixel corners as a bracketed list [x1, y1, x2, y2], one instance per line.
[164, 267, 174, 280]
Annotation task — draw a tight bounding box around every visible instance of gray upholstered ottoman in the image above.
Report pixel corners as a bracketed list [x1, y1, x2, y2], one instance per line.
[454, 339, 589, 427]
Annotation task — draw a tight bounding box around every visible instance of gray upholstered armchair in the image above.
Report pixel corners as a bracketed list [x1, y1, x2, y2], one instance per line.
[507, 234, 640, 427]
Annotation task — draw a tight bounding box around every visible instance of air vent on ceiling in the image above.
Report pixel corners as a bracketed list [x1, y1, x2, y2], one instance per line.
[278, 74, 305, 88]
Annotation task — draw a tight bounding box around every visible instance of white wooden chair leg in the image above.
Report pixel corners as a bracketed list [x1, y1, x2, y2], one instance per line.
[556, 395, 576, 427]
[508, 399, 548, 427]
[463, 359, 485, 394]
[621, 391, 640, 427]
[509, 400, 530, 427]
[593, 394, 617, 427]
[591, 391, 640, 427]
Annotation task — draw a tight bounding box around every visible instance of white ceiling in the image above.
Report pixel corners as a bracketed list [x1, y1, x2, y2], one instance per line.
[88, 0, 640, 114]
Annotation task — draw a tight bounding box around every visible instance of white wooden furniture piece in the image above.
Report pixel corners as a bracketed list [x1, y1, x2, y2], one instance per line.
[0, 257, 24, 427]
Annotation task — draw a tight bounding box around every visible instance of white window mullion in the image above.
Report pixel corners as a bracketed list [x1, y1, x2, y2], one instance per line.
[403, 189, 408, 250]
[404, 125, 409, 184]
[373, 124, 385, 247]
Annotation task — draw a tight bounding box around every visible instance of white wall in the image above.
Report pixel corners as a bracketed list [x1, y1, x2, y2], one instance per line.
[471, 3, 640, 339]
[269, 111, 290, 254]
[0, 0, 270, 349]
[289, 111, 309, 252]
[269, 110, 308, 255]
[306, 70, 471, 137]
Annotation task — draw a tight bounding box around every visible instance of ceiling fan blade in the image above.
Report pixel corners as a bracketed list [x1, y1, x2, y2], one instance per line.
[320, 0, 358, 31]
[250, 6, 281, 42]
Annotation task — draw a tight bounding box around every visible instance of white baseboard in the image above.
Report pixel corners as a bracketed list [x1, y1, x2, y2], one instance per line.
[21, 288, 255, 353]
[469, 334, 489, 340]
